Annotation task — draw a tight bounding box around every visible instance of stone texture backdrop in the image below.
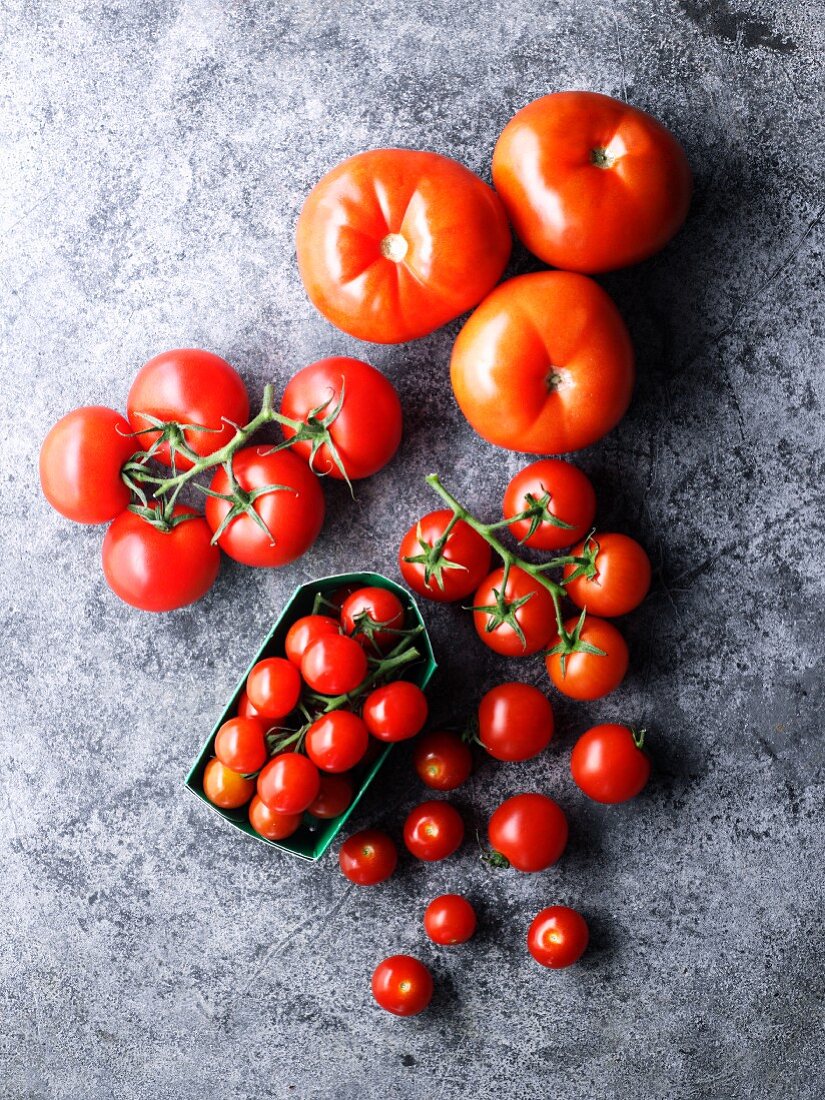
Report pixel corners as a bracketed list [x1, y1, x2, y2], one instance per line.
[1, 1, 823, 1098]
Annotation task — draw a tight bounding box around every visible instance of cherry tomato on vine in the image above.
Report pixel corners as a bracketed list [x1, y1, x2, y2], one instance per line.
[340, 587, 405, 652]
[570, 723, 650, 803]
[424, 895, 477, 945]
[413, 731, 473, 791]
[284, 614, 341, 666]
[563, 533, 652, 617]
[399, 509, 492, 603]
[307, 774, 353, 819]
[305, 711, 369, 773]
[214, 716, 268, 775]
[472, 566, 556, 657]
[301, 634, 368, 696]
[203, 758, 255, 810]
[478, 682, 554, 762]
[257, 753, 320, 815]
[546, 616, 629, 701]
[488, 793, 568, 872]
[248, 795, 302, 841]
[503, 459, 597, 551]
[362, 682, 428, 743]
[39, 407, 136, 524]
[371, 955, 433, 1017]
[339, 829, 397, 886]
[237, 689, 263, 720]
[403, 800, 464, 862]
[527, 906, 589, 969]
[245, 657, 302, 719]
[327, 584, 360, 612]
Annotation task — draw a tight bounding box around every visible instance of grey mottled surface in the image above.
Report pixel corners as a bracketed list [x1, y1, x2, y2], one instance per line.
[2, 1, 824, 1098]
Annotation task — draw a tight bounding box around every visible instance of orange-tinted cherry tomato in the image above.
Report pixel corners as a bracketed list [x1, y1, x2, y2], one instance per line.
[202, 758, 255, 810]
[563, 533, 651, 617]
[545, 616, 629, 701]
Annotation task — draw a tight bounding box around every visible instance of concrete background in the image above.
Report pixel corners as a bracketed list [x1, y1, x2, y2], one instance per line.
[2, 1, 823, 1097]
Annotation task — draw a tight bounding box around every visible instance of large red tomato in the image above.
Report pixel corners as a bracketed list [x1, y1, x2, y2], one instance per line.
[451, 272, 634, 454]
[296, 148, 511, 343]
[492, 91, 692, 272]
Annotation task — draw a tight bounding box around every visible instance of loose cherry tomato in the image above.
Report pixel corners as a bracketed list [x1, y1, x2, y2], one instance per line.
[257, 753, 320, 815]
[563, 533, 652, 617]
[503, 459, 596, 551]
[399, 509, 492, 603]
[214, 716, 268, 775]
[305, 711, 369, 773]
[478, 682, 554, 762]
[472, 566, 556, 657]
[284, 614, 341, 666]
[237, 689, 263, 719]
[488, 793, 568, 872]
[403, 800, 464, 862]
[101, 505, 220, 612]
[546, 616, 629, 701]
[245, 657, 302, 719]
[362, 682, 428, 743]
[39, 407, 136, 524]
[248, 795, 302, 841]
[340, 587, 405, 652]
[202, 758, 255, 810]
[339, 829, 397, 885]
[307, 774, 354, 819]
[527, 906, 589, 969]
[451, 272, 634, 454]
[301, 634, 368, 695]
[204, 447, 324, 568]
[126, 348, 249, 469]
[413, 731, 473, 791]
[371, 955, 433, 1017]
[297, 148, 511, 344]
[424, 894, 477, 945]
[570, 723, 650, 803]
[492, 91, 692, 273]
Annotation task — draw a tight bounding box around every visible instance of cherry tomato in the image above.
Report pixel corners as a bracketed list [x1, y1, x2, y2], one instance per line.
[403, 800, 464, 862]
[339, 829, 397, 886]
[101, 505, 220, 612]
[488, 793, 568, 872]
[472, 566, 556, 657]
[257, 753, 320, 815]
[307, 774, 353, 819]
[451, 272, 634, 454]
[204, 446, 324, 568]
[362, 682, 428, 743]
[563, 533, 652, 617]
[570, 723, 650, 803]
[126, 349, 249, 469]
[340, 587, 405, 652]
[327, 584, 361, 612]
[248, 795, 302, 841]
[527, 906, 589, 969]
[492, 91, 692, 273]
[546, 616, 629, 701]
[214, 716, 268, 775]
[237, 689, 263, 719]
[296, 148, 511, 344]
[284, 614, 341, 666]
[39, 407, 136, 524]
[399, 509, 492, 603]
[245, 657, 302, 719]
[301, 634, 368, 695]
[503, 459, 596, 551]
[413, 731, 472, 791]
[371, 955, 433, 1017]
[424, 894, 477, 945]
[280, 357, 402, 481]
[305, 711, 369, 773]
[478, 682, 554, 762]
[202, 758, 255, 810]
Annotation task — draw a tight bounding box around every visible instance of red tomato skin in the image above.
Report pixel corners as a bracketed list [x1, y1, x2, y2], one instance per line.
[280, 357, 402, 480]
[127, 349, 249, 469]
[204, 447, 324, 568]
[101, 506, 220, 612]
[362, 682, 428, 743]
[203, 758, 255, 810]
[413, 732, 473, 791]
[40, 407, 136, 524]
[424, 895, 477, 945]
[341, 587, 405, 651]
[372, 955, 434, 1016]
[248, 796, 302, 841]
[478, 683, 555, 762]
[403, 800, 464, 862]
[284, 615, 341, 666]
[473, 566, 556, 657]
[308, 774, 353, 819]
[297, 148, 511, 344]
[301, 634, 368, 695]
[564, 533, 652, 617]
[245, 657, 302, 719]
[570, 724, 650, 803]
[399, 509, 493, 603]
[305, 711, 369, 773]
[237, 689, 263, 720]
[527, 906, 589, 969]
[257, 753, 320, 815]
[488, 793, 568, 872]
[214, 716, 268, 775]
[545, 616, 629, 701]
[503, 459, 597, 551]
[493, 91, 692, 273]
[339, 829, 398, 885]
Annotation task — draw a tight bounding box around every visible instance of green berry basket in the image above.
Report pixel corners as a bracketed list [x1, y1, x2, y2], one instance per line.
[184, 572, 437, 861]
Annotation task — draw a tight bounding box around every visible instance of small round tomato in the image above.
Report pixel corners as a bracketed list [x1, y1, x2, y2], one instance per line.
[280, 357, 402, 480]
[245, 657, 302, 719]
[340, 587, 405, 652]
[563, 533, 652, 617]
[473, 566, 556, 657]
[257, 752, 320, 815]
[570, 724, 650, 803]
[546, 616, 629, 701]
[214, 716, 268, 775]
[478, 682, 554, 762]
[301, 634, 368, 696]
[203, 758, 255, 810]
[488, 793, 568, 872]
[403, 800, 464, 862]
[399, 509, 492, 603]
[40, 407, 136, 524]
[284, 614, 341, 666]
[237, 689, 263, 720]
[371, 955, 433, 1017]
[339, 829, 397, 885]
[307, 774, 353, 819]
[413, 731, 473, 791]
[305, 711, 369, 773]
[127, 348, 249, 469]
[424, 894, 477, 946]
[503, 459, 596, 551]
[101, 505, 220, 612]
[204, 447, 324, 568]
[362, 682, 428, 743]
[248, 795, 302, 841]
[527, 906, 589, 969]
